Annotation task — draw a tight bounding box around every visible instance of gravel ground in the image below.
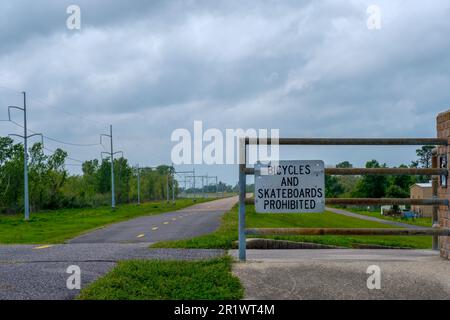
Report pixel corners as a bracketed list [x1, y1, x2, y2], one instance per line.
[230, 249, 450, 300]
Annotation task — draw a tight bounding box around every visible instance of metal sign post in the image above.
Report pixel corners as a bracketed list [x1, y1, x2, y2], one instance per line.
[238, 138, 247, 261]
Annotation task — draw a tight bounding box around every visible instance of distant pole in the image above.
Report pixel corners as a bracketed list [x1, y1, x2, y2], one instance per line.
[201, 175, 204, 198]
[193, 168, 196, 199]
[171, 164, 175, 204]
[137, 163, 141, 205]
[215, 176, 218, 198]
[100, 125, 122, 209]
[172, 174, 175, 204]
[166, 174, 169, 203]
[110, 125, 115, 208]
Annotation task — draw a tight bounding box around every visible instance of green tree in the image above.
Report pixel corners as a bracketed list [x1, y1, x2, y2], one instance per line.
[412, 145, 434, 183]
[353, 160, 388, 198]
[386, 184, 409, 198]
[114, 157, 132, 204]
[325, 175, 344, 198]
[0, 137, 24, 213]
[336, 161, 353, 168]
[415, 145, 434, 168]
[387, 164, 413, 198]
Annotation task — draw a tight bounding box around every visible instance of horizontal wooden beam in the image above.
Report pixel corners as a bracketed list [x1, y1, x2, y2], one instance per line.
[325, 167, 448, 176]
[245, 167, 448, 176]
[325, 198, 448, 206]
[244, 138, 448, 146]
[246, 228, 450, 236]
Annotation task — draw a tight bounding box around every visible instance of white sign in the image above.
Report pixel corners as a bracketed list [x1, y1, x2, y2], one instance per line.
[254, 160, 325, 213]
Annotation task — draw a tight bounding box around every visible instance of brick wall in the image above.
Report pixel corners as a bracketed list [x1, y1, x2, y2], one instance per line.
[436, 110, 450, 259]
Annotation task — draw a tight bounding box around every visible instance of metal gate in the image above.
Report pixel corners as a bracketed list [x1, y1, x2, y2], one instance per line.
[238, 138, 450, 261]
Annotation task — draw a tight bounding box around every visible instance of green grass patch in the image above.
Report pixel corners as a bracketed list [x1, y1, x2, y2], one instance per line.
[78, 256, 243, 300]
[152, 205, 431, 249]
[338, 207, 432, 227]
[0, 199, 210, 244]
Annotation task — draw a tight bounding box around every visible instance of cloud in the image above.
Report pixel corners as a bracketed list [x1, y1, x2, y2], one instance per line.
[1, 0, 450, 183]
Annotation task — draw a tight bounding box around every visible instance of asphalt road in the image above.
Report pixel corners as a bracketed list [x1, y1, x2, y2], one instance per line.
[0, 197, 237, 300]
[231, 249, 450, 300]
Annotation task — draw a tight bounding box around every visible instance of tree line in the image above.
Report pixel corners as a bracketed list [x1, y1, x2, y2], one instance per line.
[325, 146, 434, 199]
[0, 137, 179, 214]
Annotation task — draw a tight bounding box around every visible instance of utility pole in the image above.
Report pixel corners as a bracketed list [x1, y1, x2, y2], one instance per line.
[171, 168, 194, 202]
[166, 174, 169, 203]
[193, 168, 196, 200]
[101, 125, 122, 209]
[215, 176, 218, 198]
[202, 175, 205, 198]
[7, 92, 43, 221]
[171, 164, 175, 204]
[172, 174, 175, 204]
[136, 163, 141, 205]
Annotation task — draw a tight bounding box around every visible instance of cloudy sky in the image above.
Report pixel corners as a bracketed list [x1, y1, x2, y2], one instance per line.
[0, 0, 449, 185]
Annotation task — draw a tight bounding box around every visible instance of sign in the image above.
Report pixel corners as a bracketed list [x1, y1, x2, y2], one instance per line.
[254, 160, 325, 213]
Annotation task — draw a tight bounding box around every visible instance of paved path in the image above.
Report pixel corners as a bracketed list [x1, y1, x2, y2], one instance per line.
[70, 197, 237, 243]
[0, 197, 237, 300]
[230, 249, 450, 300]
[326, 207, 427, 229]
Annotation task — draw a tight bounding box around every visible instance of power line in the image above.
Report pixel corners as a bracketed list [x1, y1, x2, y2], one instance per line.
[6, 108, 104, 165]
[43, 146, 84, 164]
[7, 118, 96, 164]
[0, 84, 106, 127]
[8, 119, 101, 147]
[64, 163, 83, 167]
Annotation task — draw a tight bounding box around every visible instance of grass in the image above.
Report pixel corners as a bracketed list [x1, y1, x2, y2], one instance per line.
[338, 207, 433, 228]
[152, 204, 432, 249]
[0, 198, 210, 244]
[78, 256, 243, 300]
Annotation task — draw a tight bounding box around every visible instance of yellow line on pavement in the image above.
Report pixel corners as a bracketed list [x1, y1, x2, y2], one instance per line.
[152, 227, 159, 231]
[172, 218, 177, 221]
[163, 221, 169, 225]
[136, 234, 145, 238]
[33, 245, 54, 250]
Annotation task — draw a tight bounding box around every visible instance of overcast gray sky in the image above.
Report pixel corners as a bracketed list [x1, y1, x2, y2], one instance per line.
[1, 0, 449, 185]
